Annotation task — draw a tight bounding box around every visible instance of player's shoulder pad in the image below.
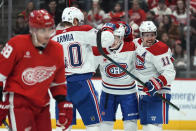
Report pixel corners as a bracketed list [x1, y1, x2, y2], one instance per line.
[92, 46, 109, 56]
[8, 34, 29, 48]
[146, 41, 169, 56]
[120, 41, 136, 52]
[49, 39, 64, 55]
[133, 38, 142, 46]
[65, 25, 93, 32]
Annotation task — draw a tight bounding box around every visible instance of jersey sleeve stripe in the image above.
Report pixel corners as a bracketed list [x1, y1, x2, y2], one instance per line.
[0, 73, 7, 81]
[102, 81, 135, 87]
[158, 75, 167, 86]
[50, 82, 66, 88]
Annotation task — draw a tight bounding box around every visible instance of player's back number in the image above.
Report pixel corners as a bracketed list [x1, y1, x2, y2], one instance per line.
[1, 44, 13, 59]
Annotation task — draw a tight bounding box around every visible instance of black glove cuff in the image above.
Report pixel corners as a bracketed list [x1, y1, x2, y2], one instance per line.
[54, 95, 67, 103]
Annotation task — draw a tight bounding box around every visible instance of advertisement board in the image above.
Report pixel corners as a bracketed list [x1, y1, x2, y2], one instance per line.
[48, 79, 196, 130]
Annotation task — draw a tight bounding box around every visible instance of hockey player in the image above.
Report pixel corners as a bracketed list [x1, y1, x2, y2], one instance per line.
[133, 21, 176, 131]
[52, 7, 114, 131]
[0, 9, 73, 130]
[92, 23, 139, 131]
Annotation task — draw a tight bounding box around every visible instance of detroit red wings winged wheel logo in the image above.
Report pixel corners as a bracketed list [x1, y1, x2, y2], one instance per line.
[22, 66, 56, 85]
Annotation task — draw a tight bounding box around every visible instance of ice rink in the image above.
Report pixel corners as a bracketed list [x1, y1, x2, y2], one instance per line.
[0, 129, 195, 131]
[2, 129, 194, 131]
[51, 129, 192, 131]
[57, 130, 190, 131]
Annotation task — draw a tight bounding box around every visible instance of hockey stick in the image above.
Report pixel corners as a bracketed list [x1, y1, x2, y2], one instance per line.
[96, 30, 181, 112]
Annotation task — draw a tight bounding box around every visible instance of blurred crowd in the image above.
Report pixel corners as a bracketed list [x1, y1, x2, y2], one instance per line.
[11, 0, 196, 77]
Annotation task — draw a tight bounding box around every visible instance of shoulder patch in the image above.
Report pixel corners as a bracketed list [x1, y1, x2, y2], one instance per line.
[146, 41, 169, 56]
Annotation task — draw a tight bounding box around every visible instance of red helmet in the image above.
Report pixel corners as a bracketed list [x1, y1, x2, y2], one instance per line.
[29, 9, 54, 28]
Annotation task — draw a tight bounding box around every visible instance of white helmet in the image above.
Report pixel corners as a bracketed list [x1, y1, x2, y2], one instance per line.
[113, 24, 125, 37]
[61, 7, 84, 25]
[139, 21, 157, 36]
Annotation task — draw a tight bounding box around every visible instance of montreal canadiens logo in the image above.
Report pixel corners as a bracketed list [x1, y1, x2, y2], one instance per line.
[22, 66, 56, 85]
[105, 63, 128, 78]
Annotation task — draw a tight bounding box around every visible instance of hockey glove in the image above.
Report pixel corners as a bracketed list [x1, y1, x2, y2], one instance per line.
[118, 21, 132, 36]
[57, 101, 73, 130]
[143, 77, 164, 96]
[0, 100, 9, 125]
[118, 21, 133, 42]
[0, 86, 9, 126]
[102, 23, 120, 31]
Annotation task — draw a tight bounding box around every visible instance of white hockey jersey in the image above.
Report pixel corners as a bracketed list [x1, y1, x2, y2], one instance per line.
[52, 25, 114, 75]
[133, 38, 176, 95]
[92, 42, 137, 95]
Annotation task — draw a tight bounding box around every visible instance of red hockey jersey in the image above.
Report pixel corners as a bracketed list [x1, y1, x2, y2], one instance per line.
[0, 34, 66, 107]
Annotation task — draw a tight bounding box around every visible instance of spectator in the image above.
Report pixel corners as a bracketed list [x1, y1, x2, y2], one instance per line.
[191, 14, 196, 56]
[96, 14, 112, 30]
[71, 1, 79, 8]
[160, 32, 174, 50]
[108, 2, 125, 22]
[151, 0, 172, 23]
[191, 0, 196, 13]
[82, 10, 89, 25]
[181, 16, 196, 57]
[100, 0, 120, 13]
[46, 0, 62, 26]
[173, 44, 187, 71]
[128, 0, 146, 25]
[87, 0, 105, 28]
[165, 0, 177, 11]
[21, 1, 35, 23]
[13, 13, 29, 36]
[79, 0, 92, 12]
[158, 15, 180, 43]
[137, 0, 149, 12]
[25, 0, 40, 9]
[146, 0, 177, 10]
[173, 0, 189, 26]
[146, 0, 158, 10]
[146, 10, 158, 26]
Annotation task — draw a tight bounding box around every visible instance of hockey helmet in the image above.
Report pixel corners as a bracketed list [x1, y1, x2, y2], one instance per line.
[61, 7, 84, 25]
[139, 21, 157, 36]
[29, 9, 54, 28]
[113, 24, 125, 37]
